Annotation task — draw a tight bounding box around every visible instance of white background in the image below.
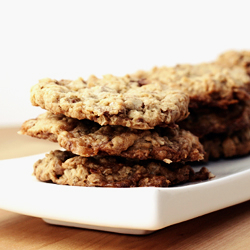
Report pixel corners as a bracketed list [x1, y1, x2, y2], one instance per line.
[0, 0, 250, 127]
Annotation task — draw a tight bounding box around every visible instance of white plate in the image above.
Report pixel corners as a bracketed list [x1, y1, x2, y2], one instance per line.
[0, 154, 250, 235]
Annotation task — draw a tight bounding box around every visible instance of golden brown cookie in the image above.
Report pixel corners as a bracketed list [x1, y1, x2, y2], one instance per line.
[19, 112, 204, 163]
[30, 75, 189, 129]
[216, 50, 250, 76]
[133, 63, 250, 109]
[33, 150, 211, 187]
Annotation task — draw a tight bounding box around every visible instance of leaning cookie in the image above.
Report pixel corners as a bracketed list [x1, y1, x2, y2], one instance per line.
[179, 101, 250, 138]
[19, 112, 204, 163]
[33, 150, 211, 187]
[201, 127, 250, 160]
[30, 75, 189, 130]
[133, 63, 250, 109]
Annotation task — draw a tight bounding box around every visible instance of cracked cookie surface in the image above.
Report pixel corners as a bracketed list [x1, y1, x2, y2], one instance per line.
[30, 75, 189, 129]
[33, 150, 210, 187]
[19, 112, 204, 163]
[133, 63, 250, 109]
[216, 50, 250, 76]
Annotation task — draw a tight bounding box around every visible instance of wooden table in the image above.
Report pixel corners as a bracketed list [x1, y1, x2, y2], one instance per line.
[1, 127, 250, 249]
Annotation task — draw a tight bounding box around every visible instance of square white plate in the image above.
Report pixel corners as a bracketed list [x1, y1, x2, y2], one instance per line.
[0, 153, 250, 235]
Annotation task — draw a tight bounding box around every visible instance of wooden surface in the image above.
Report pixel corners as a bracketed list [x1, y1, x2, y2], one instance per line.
[1, 127, 250, 249]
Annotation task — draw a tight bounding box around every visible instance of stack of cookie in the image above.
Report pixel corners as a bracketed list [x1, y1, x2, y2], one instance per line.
[133, 50, 250, 160]
[19, 74, 210, 187]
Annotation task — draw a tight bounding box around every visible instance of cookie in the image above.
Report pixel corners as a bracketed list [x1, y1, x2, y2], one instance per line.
[202, 127, 250, 160]
[33, 150, 211, 187]
[216, 50, 250, 76]
[30, 75, 189, 129]
[133, 63, 250, 109]
[19, 112, 204, 163]
[179, 101, 250, 137]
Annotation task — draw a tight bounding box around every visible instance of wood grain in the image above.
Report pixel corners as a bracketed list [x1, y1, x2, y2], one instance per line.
[0, 127, 59, 160]
[1, 127, 250, 249]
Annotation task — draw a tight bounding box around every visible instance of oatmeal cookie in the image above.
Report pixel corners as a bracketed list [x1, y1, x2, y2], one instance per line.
[216, 50, 250, 76]
[30, 75, 189, 129]
[133, 63, 250, 109]
[202, 127, 250, 160]
[19, 112, 204, 163]
[33, 150, 211, 187]
[179, 101, 250, 137]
